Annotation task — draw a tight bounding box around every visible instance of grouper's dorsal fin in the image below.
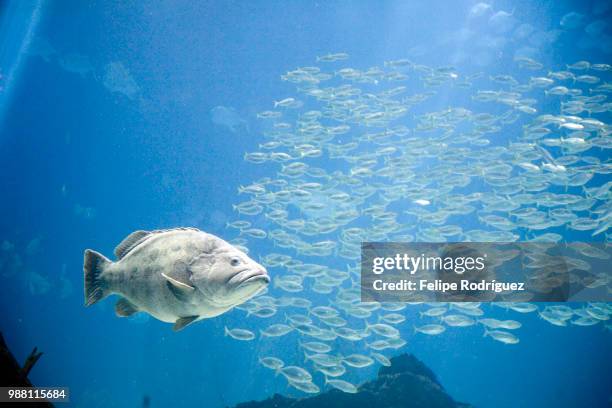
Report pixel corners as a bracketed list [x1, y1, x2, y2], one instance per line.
[114, 228, 202, 260]
[162, 272, 195, 302]
[114, 230, 153, 259]
[173, 315, 199, 331]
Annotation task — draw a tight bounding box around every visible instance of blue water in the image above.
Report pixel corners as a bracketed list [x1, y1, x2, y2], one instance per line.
[0, 1, 611, 407]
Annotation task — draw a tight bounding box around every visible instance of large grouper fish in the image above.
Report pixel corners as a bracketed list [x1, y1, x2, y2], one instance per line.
[83, 227, 269, 331]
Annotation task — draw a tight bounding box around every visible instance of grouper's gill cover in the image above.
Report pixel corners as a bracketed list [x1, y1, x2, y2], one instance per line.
[83, 227, 269, 331]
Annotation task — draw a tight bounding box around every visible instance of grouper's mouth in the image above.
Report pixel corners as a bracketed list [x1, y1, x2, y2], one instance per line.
[230, 268, 270, 287]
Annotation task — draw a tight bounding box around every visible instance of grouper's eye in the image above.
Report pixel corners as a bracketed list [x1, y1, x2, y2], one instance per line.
[230, 257, 241, 267]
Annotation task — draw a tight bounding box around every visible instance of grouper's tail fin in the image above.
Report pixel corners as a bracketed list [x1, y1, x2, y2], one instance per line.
[84, 249, 111, 306]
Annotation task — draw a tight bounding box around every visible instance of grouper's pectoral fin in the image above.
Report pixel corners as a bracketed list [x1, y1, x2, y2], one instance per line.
[162, 272, 195, 302]
[173, 315, 199, 332]
[115, 297, 139, 317]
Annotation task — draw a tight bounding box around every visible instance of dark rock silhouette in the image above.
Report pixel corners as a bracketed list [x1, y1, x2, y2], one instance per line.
[0, 331, 54, 407]
[233, 354, 471, 408]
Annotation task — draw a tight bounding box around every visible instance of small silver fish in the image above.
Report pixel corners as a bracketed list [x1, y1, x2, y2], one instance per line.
[225, 327, 256, 341]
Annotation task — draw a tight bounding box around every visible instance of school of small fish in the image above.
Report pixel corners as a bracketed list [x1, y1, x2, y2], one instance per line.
[221, 52, 611, 395]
